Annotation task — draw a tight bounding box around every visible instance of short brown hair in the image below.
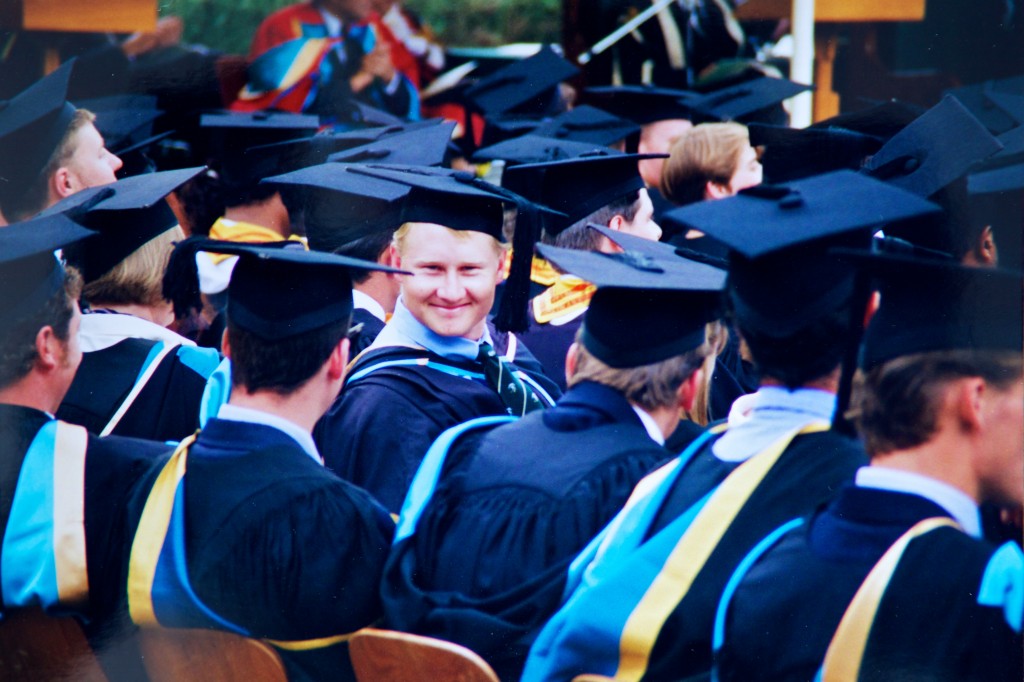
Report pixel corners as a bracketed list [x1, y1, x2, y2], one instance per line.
[568, 329, 708, 412]
[228, 317, 349, 396]
[82, 226, 184, 308]
[2, 109, 95, 223]
[661, 122, 751, 206]
[0, 267, 82, 389]
[541, 190, 642, 251]
[852, 350, 1023, 456]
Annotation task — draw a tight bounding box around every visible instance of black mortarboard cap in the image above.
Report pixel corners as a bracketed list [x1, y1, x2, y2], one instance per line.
[584, 85, 696, 125]
[662, 170, 942, 336]
[462, 46, 578, 116]
[838, 251, 1024, 369]
[501, 153, 658, 234]
[472, 134, 623, 167]
[749, 122, 883, 183]
[968, 123, 1024, 194]
[327, 121, 456, 165]
[863, 95, 1003, 199]
[263, 163, 411, 253]
[537, 241, 725, 367]
[945, 76, 1024, 136]
[530, 105, 640, 147]
[349, 163, 566, 331]
[200, 111, 320, 188]
[984, 91, 1024, 128]
[39, 167, 205, 282]
[337, 100, 408, 128]
[188, 239, 406, 341]
[689, 77, 812, 124]
[0, 212, 95, 324]
[478, 113, 543, 147]
[809, 99, 924, 140]
[0, 60, 78, 199]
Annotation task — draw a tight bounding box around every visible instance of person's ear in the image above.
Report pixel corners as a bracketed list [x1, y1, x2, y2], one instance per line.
[677, 367, 703, 413]
[976, 225, 998, 266]
[955, 377, 986, 434]
[563, 342, 579, 386]
[705, 180, 731, 200]
[328, 337, 351, 383]
[220, 329, 231, 358]
[34, 325, 61, 372]
[52, 167, 77, 199]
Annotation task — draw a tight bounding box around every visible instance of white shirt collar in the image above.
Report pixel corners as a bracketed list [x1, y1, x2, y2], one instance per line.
[369, 297, 493, 361]
[216, 404, 322, 465]
[318, 7, 343, 36]
[79, 311, 195, 353]
[352, 289, 387, 322]
[855, 466, 982, 538]
[630, 404, 665, 446]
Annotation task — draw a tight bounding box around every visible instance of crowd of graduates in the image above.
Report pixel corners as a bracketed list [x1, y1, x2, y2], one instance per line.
[0, 1, 1023, 681]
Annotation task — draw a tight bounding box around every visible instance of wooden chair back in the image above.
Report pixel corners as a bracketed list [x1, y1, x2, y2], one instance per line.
[137, 627, 287, 682]
[349, 628, 500, 682]
[0, 607, 109, 681]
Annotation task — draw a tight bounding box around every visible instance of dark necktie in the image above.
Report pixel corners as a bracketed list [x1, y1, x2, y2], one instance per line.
[477, 342, 546, 417]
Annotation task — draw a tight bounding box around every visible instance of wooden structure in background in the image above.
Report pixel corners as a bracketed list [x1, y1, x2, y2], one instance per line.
[735, 0, 927, 121]
[350, 628, 500, 682]
[0, 608, 109, 682]
[137, 628, 288, 682]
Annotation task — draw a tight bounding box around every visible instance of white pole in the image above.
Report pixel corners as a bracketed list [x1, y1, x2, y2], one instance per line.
[790, 0, 815, 128]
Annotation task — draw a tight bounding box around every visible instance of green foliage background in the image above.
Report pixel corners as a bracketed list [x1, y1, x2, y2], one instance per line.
[159, 0, 561, 56]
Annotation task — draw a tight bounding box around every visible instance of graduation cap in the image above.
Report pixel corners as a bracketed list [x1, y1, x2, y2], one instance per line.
[0, 60, 78, 201]
[462, 45, 578, 117]
[536, 241, 725, 367]
[336, 100, 409, 128]
[688, 77, 812, 124]
[945, 76, 1024, 136]
[809, 99, 924, 140]
[661, 170, 942, 336]
[263, 163, 412, 254]
[501, 153, 659, 234]
[529, 105, 640, 147]
[38, 167, 206, 282]
[472, 134, 623, 167]
[584, 84, 696, 125]
[835, 251, 1024, 370]
[184, 239, 407, 341]
[477, 113, 544, 148]
[348, 163, 566, 331]
[863, 95, 1003, 198]
[326, 121, 456, 165]
[0, 212, 96, 325]
[749, 122, 883, 183]
[968, 124, 1024, 194]
[199, 111, 320, 188]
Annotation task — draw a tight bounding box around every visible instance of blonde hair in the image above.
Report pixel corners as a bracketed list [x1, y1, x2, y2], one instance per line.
[661, 122, 752, 206]
[392, 222, 508, 259]
[681, 321, 728, 426]
[569, 331, 709, 413]
[82, 226, 185, 308]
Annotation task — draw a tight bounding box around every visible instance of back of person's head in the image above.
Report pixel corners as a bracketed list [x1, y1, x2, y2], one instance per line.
[854, 350, 1022, 457]
[0, 268, 82, 390]
[661, 122, 751, 206]
[81, 226, 184, 308]
[334, 231, 394, 285]
[0, 109, 95, 223]
[568, 330, 708, 413]
[543, 190, 642, 250]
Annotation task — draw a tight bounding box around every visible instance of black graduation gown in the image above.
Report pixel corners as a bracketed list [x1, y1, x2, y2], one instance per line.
[382, 381, 672, 680]
[718, 486, 1023, 682]
[349, 308, 387, 356]
[640, 430, 867, 681]
[0, 403, 172, 677]
[315, 333, 561, 513]
[58, 337, 220, 442]
[124, 418, 395, 682]
[515, 315, 583, 393]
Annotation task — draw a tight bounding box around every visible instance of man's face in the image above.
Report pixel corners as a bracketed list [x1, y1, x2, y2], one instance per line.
[977, 378, 1024, 507]
[62, 123, 122, 192]
[616, 188, 662, 242]
[639, 118, 693, 188]
[56, 301, 83, 397]
[727, 143, 763, 195]
[395, 222, 505, 340]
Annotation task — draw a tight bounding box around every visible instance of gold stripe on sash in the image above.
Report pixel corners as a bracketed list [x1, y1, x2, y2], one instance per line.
[820, 516, 960, 682]
[265, 631, 358, 651]
[127, 435, 196, 626]
[533, 278, 597, 324]
[616, 421, 830, 681]
[52, 422, 90, 606]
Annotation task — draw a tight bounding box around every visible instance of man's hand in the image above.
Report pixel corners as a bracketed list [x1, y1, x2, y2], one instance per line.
[351, 41, 397, 92]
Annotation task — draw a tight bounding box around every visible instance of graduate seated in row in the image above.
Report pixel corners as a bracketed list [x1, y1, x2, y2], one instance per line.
[716, 254, 1023, 682]
[381, 237, 725, 680]
[314, 166, 562, 513]
[0, 215, 172, 677]
[521, 170, 941, 682]
[0, 61, 122, 225]
[123, 241, 398, 681]
[36, 169, 222, 443]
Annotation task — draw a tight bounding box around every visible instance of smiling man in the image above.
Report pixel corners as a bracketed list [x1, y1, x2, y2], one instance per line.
[315, 167, 561, 512]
